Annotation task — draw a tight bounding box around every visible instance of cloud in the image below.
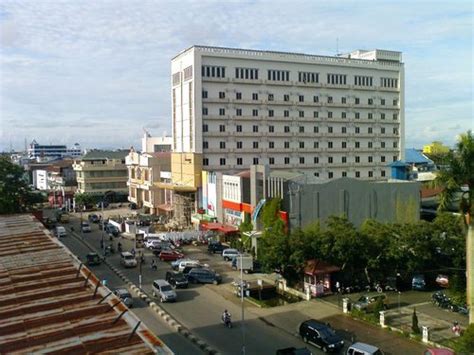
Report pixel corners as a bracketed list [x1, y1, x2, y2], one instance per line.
[0, 0, 472, 151]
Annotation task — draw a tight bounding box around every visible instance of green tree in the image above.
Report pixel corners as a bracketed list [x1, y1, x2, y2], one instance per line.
[432, 130, 474, 215]
[74, 193, 95, 210]
[0, 156, 37, 214]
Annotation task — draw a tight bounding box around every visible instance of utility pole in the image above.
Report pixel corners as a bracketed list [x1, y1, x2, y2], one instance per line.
[240, 253, 246, 354]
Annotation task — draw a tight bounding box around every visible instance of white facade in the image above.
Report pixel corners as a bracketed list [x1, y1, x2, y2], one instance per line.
[33, 169, 48, 190]
[141, 132, 172, 153]
[171, 46, 405, 180]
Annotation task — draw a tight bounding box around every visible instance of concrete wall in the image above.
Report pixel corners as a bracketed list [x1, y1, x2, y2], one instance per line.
[287, 177, 420, 229]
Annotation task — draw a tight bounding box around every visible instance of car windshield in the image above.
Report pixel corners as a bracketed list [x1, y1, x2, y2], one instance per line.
[161, 285, 172, 292]
[358, 296, 368, 302]
[124, 255, 134, 260]
[176, 274, 186, 281]
[319, 327, 336, 339]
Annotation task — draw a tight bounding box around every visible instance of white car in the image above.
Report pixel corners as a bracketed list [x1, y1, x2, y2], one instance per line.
[120, 252, 137, 268]
[55, 226, 67, 238]
[80, 221, 91, 233]
[222, 248, 240, 261]
[144, 239, 162, 249]
[177, 260, 201, 272]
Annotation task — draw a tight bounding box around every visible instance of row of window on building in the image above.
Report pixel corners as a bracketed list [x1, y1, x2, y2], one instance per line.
[200, 65, 398, 88]
[203, 156, 395, 172]
[203, 139, 399, 150]
[203, 107, 399, 121]
[204, 90, 399, 106]
[203, 123, 399, 135]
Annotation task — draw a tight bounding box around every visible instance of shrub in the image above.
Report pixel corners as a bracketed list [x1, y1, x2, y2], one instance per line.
[412, 308, 420, 334]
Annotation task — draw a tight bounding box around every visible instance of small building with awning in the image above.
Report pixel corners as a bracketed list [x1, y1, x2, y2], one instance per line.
[303, 259, 340, 297]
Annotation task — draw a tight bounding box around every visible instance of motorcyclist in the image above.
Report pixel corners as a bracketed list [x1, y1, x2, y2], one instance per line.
[222, 310, 231, 325]
[117, 242, 122, 252]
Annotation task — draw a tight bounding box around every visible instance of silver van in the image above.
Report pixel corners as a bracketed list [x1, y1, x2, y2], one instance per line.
[347, 342, 383, 355]
[152, 279, 177, 303]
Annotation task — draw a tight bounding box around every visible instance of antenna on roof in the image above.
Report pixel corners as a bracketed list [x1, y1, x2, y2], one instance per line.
[336, 38, 340, 56]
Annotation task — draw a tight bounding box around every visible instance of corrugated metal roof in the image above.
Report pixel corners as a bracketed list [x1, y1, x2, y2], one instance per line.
[0, 214, 173, 354]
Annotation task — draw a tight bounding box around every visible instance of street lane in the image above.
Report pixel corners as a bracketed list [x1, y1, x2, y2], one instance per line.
[58, 215, 317, 354]
[57, 223, 204, 355]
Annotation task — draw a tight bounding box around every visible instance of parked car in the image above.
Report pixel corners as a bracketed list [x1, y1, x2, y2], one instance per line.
[435, 274, 449, 288]
[353, 294, 388, 313]
[86, 252, 102, 266]
[105, 224, 120, 237]
[55, 226, 67, 238]
[222, 248, 240, 261]
[347, 342, 383, 355]
[171, 258, 195, 270]
[299, 319, 344, 353]
[113, 288, 133, 308]
[159, 250, 185, 261]
[88, 214, 100, 223]
[152, 279, 177, 302]
[80, 221, 91, 233]
[412, 274, 426, 291]
[208, 241, 227, 254]
[276, 347, 312, 355]
[120, 252, 137, 268]
[165, 271, 189, 288]
[178, 260, 201, 272]
[187, 268, 222, 285]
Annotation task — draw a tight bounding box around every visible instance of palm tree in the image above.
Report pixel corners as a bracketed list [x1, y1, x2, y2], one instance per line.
[433, 130, 474, 214]
[432, 130, 474, 324]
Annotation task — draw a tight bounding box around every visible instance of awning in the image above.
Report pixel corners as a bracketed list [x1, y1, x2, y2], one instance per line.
[304, 259, 340, 276]
[157, 204, 173, 212]
[200, 222, 238, 234]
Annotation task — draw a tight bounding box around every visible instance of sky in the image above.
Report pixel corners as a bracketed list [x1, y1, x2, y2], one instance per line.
[0, 0, 472, 152]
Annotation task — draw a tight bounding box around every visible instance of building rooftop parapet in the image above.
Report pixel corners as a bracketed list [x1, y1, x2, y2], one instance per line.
[173, 45, 403, 67]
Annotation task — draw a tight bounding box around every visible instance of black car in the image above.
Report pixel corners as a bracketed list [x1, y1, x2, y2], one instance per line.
[299, 320, 344, 353]
[208, 241, 227, 254]
[88, 214, 100, 223]
[187, 268, 222, 285]
[165, 271, 189, 288]
[105, 224, 120, 237]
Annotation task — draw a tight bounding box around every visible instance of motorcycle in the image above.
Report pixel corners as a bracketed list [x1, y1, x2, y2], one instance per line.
[222, 314, 232, 328]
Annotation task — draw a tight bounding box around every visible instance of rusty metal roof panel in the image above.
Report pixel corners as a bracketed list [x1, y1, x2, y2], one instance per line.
[0, 214, 173, 354]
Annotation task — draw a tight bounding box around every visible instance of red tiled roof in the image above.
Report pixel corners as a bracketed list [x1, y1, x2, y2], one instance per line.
[0, 214, 172, 354]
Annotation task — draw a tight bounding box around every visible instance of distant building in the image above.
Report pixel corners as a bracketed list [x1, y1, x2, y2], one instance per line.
[73, 150, 128, 199]
[28, 140, 82, 161]
[126, 132, 172, 214]
[423, 141, 450, 155]
[389, 148, 436, 181]
[141, 131, 172, 153]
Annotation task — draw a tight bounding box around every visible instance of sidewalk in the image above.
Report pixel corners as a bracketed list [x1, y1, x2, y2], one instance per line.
[211, 279, 426, 355]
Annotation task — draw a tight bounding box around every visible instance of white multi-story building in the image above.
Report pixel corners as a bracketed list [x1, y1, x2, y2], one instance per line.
[28, 140, 82, 161]
[171, 46, 404, 180]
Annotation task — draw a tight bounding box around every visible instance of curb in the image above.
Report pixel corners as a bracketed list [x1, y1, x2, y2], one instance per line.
[68, 228, 220, 355]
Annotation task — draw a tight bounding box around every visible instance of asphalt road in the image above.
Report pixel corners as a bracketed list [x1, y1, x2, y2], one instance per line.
[56, 215, 317, 354]
[51, 211, 428, 355]
[56, 224, 204, 355]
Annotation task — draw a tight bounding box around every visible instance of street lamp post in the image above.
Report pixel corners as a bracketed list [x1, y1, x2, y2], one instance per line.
[100, 201, 105, 256]
[240, 252, 246, 355]
[139, 251, 143, 289]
